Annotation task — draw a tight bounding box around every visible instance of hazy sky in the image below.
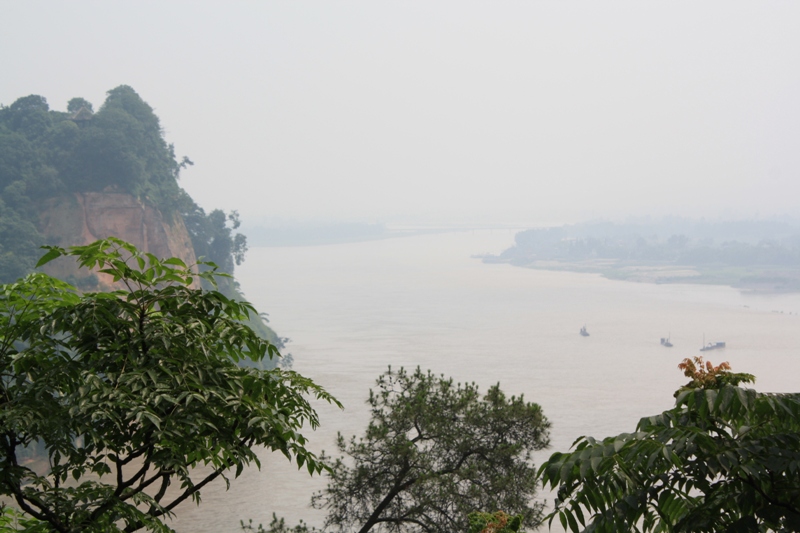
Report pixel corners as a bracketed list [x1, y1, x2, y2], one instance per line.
[2, 2, 799, 227]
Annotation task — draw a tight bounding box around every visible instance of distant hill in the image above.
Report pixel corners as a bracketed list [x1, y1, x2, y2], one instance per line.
[487, 218, 800, 292]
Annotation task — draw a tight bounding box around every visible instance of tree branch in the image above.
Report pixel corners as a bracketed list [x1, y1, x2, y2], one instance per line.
[356, 460, 417, 533]
[2, 434, 69, 533]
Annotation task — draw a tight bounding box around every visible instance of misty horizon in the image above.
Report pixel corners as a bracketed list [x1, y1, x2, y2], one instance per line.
[2, 2, 799, 228]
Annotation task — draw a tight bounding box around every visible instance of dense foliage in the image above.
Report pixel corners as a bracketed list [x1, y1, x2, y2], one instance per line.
[539, 358, 800, 532]
[0, 239, 339, 533]
[0, 88, 182, 213]
[0, 87, 246, 285]
[310, 367, 551, 533]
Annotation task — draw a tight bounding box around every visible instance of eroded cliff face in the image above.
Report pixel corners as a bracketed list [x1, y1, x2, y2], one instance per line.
[38, 192, 198, 289]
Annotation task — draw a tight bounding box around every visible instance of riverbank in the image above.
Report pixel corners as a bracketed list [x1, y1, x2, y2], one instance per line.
[482, 256, 800, 293]
[483, 219, 800, 293]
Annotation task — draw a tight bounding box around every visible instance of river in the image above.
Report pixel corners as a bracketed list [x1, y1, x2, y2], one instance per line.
[167, 229, 800, 533]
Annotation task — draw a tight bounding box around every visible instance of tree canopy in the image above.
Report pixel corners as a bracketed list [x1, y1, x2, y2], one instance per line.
[0, 239, 340, 533]
[539, 357, 800, 533]
[0, 87, 182, 210]
[310, 367, 551, 533]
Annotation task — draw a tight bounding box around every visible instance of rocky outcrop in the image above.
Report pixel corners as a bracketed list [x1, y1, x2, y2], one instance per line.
[37, 192, 198, 289]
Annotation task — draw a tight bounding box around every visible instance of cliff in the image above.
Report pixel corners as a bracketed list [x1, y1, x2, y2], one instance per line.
[37, 192, 199, 290]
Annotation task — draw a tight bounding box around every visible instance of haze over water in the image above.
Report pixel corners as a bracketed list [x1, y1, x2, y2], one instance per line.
[167, 230, 800, 533]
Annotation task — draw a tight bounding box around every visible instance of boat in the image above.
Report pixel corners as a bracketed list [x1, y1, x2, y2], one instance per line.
[699, 333, 725, 352]
[700, 341, 726, 352]
[580, 325, 589, 337]
[660, 336, 673, 347]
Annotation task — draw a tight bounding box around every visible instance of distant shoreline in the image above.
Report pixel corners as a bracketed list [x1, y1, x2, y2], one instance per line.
[483, 256, 800, 294]
[480, 218, 800, 294]
[246, 221, 800, 293]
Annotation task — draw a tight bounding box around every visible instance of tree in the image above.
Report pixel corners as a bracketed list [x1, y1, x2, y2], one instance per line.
[177, 189, 248, 293]
[310, 367, 551, 533]
[0, 238, 340, 533]
[0, 200, 43, 283]
[181, 205, 248, 277]
[539, 357, 800, 533]
[66, 98, 93, 114]
[60, 86, 183, 209]
[4, 95, 51, 139]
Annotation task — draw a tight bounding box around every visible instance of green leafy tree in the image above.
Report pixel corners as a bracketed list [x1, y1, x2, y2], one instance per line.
[180, 200, 248, 278]
[539, 358, 800, 533]
[0, 238, 340, 533]
[3, 96, 52, 140]
[66, 98, 93, 114]
[0, 202, 43, 283]
[310, 367, 551, 533]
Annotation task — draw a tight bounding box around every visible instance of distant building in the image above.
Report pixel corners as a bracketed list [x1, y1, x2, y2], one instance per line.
[70, 106, 93, 122]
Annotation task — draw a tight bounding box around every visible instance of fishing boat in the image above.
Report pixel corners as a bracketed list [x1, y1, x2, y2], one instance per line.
[699, 334, 725, 351]
[580, 325, 589, 337]
[700, 341, 726, 352]
[660, 336, 673, 347]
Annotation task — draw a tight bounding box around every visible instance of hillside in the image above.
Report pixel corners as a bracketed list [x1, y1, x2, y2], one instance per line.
[0, 86, 282, 358]
[36, 191, 198, 290]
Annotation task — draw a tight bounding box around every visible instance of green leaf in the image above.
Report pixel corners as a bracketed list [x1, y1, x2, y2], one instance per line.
[566, 511, 580, 533]
[163, 257, 187, 267]
[35, 247, 64, 267]
[559, 511, 568, 532]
